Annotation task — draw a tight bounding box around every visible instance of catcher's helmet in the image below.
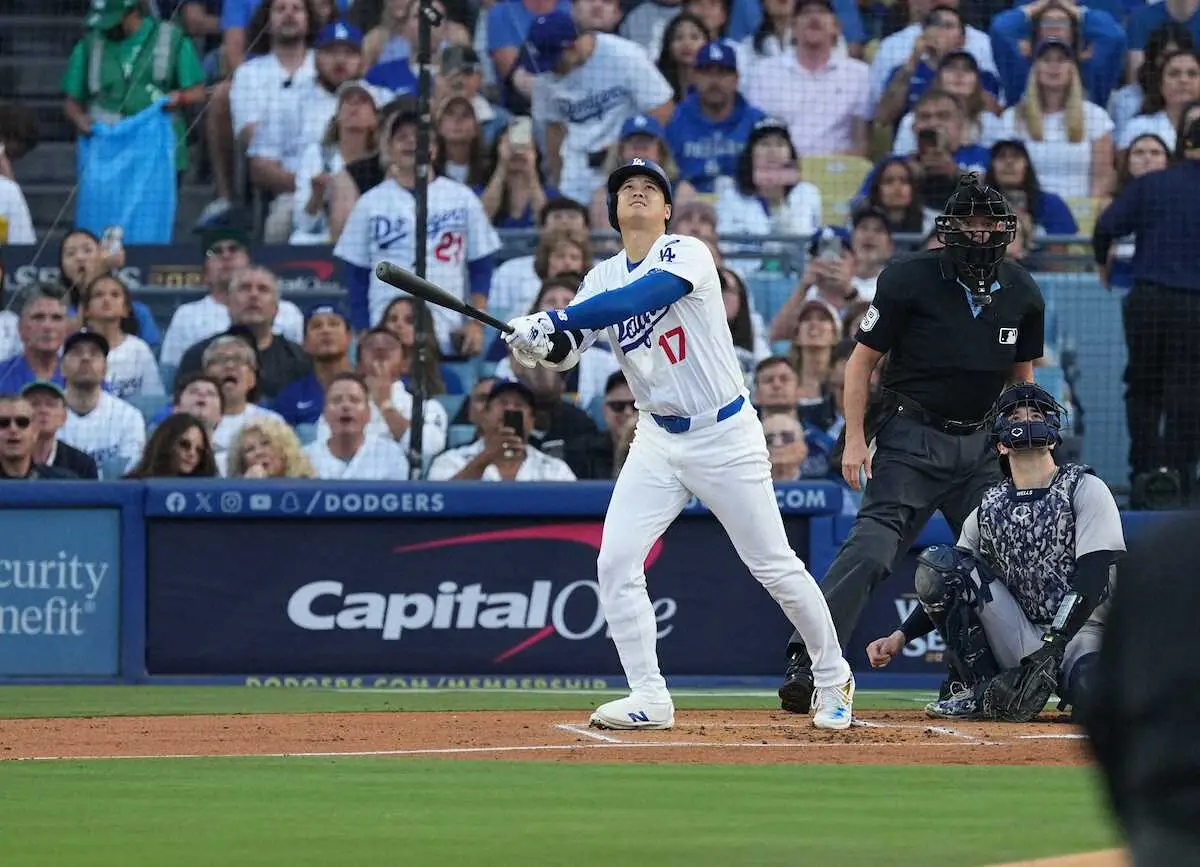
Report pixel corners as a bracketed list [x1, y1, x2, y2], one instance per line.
[934, 173, 1017, 305]
[607, 158, 673, 231]
[987, 381, 1067, 452]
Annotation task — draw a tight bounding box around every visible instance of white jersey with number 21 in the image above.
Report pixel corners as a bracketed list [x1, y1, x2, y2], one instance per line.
[572, 234, 745, 418]
[333, 176, 501, 348]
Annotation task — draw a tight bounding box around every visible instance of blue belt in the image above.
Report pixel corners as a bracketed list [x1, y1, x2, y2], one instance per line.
[651, 395, 745, 434]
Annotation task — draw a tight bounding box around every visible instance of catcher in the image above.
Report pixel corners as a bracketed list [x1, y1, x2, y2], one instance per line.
[865, 382, 1125, 721]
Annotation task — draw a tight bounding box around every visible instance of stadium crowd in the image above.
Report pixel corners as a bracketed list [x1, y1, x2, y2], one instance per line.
[0, 0, 1197, 497]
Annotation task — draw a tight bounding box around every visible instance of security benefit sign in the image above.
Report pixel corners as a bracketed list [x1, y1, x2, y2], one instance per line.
[146, 518, 813, 675]
[0, 509, 121, 676]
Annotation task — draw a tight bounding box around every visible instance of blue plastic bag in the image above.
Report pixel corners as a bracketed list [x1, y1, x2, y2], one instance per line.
[76, 100, 176, 243]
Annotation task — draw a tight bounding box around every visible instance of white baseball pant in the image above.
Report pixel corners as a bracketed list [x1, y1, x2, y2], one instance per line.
[595, 403, 852, 700]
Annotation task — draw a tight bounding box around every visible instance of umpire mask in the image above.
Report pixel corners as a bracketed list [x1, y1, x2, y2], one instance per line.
[935, 174, 1017, 306]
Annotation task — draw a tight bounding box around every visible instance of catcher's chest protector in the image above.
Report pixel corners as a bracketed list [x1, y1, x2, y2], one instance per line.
[978, 463, 1090, 624]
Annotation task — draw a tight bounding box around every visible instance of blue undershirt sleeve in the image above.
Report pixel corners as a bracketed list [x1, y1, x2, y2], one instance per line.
[550, 269, 691, 332]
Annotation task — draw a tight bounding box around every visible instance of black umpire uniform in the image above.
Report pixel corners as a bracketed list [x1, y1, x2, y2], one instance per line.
[1092, 108, 1200, 505]
[779, 175, 1046, 713]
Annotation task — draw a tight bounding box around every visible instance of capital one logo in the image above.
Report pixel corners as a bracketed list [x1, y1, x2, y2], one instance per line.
[285, 524, 676, 662]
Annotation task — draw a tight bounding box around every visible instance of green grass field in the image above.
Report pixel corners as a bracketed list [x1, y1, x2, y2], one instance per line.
[0, 686, 1119, 866]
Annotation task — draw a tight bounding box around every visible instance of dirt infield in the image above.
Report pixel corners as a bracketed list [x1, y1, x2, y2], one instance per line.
[0, 708, 1090, 765]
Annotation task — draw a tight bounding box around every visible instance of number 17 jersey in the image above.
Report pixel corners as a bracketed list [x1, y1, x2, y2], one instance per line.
[573, 234, 746, 418]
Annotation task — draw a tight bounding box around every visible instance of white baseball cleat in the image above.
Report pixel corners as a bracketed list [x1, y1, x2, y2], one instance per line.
[811, 676, 855, 731]
[589, 694, 675, 730]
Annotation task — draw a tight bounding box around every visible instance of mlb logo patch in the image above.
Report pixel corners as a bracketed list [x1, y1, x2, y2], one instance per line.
[998, 328, 1018, 345]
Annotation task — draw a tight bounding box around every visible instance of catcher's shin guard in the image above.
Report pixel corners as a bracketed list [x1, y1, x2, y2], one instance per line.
[915, 547, 1000, 686]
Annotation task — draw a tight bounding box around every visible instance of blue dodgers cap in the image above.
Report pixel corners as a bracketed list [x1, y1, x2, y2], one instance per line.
[304, 304, 350, 330]
[1033, 37, 1074, 59]
[316, 21, 363, 50]
[519, 11, 579, 73]
[619, 113, 667, 143]
[694, 40, 738, 72]
[807, 225, 853, 259]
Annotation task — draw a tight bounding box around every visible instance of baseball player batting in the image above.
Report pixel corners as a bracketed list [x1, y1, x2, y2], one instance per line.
[502, 158, 855, 731]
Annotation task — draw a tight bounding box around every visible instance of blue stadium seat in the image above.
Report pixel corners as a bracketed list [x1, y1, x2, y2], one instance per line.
[435, 393, 465, 420]
[128, 394, 170, 425]
[295, 423, 318, 446]
[447, 424, 476, 448]
[770, 340, 791, 358]
[160, 364, 177, 393]
[745, 272, 798, 329]
[443, 359, 480, 392]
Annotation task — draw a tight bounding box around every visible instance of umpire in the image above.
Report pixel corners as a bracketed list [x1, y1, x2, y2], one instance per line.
[779, 174, 1046, 713]
[1093, 101, 1200, 507]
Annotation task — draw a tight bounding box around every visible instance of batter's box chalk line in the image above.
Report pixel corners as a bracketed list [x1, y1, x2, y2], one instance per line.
[852, 718, 1006, 746]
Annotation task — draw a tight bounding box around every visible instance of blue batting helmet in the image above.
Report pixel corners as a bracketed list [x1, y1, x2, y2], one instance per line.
[607, 158, 673, 231]
[987, 382, 1066, 451]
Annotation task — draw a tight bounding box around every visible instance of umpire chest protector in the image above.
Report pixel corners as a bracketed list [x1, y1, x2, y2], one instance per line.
[977, 462, 1091, 623]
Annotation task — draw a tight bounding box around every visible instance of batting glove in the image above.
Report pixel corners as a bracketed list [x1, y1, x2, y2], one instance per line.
[503, 313, 554, 364]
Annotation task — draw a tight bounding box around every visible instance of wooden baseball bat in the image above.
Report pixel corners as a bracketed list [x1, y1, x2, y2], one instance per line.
[374, 262, 514, 334]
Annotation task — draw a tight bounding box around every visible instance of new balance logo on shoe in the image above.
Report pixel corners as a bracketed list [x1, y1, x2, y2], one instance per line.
[628, 710, 649, 722]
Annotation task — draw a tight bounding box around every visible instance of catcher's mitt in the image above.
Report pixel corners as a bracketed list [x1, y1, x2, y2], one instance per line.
[978, 643, 1063, 723]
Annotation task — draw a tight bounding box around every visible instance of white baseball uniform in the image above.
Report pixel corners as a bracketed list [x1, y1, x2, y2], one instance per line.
[560, 233, 852, 699]
[531, 33, 674, 207]
[333, 176, 502, 353]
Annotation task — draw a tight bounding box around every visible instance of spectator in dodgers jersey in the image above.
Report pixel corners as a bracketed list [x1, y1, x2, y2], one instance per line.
[314, 327, 448, 462]
[125, 412, 220, 479]
[667, 40, 766, 195]
[0, 288, 68, 395]
[427, 379, 576, 481]
[333, 108, 501, 355]
[176, 268, 312, 402]
[874, 11, 1004, 132]
[22, 380, 99, 480]
[305, 372, 410, 480]
[172, 374, 225, 439]
[0, 394, 76, 480]
[248, 20, 368, 243]
[272, 305, 353, 426]
[58, 330, 146, 476]
[868, 0, 998, 114]
[380, 296, 464, 396]
[200, 0, 318, 226]
[743, 0, 870, 157]
[159, 225, 304, 367]
[511, 10, 674, 207]
[203, 334, 287, 455]
[80, 275, 165, 400]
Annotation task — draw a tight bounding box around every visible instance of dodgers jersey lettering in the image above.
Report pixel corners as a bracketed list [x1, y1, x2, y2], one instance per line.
[572, 234, 745, 418]
[333, 176, 502, 345]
